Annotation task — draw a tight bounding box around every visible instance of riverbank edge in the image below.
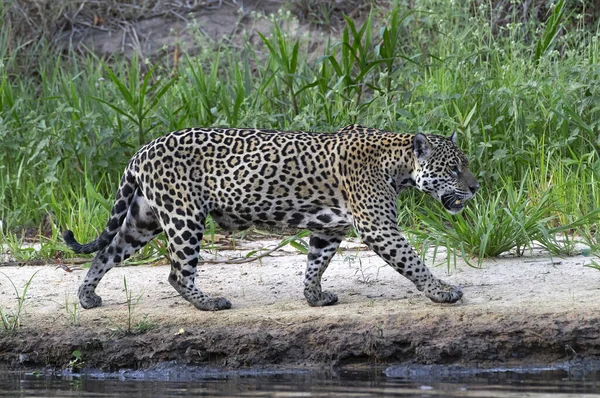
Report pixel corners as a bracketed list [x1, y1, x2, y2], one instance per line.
[1, 308, 598, 371]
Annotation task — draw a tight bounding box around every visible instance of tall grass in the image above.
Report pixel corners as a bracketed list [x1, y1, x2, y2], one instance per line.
[0, 0, 599, 261]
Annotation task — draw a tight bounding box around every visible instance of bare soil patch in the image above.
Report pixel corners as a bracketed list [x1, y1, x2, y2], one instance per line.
[0, 238, 598, 370]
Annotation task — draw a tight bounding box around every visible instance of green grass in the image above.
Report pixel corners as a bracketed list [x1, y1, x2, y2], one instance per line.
[0, 0, 599, 263]
[0, 271, 38, 332]
[107, 276, 155, 335]
[64, 295, 81, 327]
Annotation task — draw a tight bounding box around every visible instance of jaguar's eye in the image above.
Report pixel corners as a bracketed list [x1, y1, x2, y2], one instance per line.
[450, 165, 460, 176]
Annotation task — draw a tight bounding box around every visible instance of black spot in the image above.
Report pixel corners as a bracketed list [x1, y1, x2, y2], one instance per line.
[131, 239, 143, 248]
[289, 213, 304, 225]
[257, 213, 269, 221]
[187, 220, 199, 230]
[316, 214, 332, 223]
[122, 184, 134, 197]
[130, 201, 140, 218]
[173, 218, 185, 230]
[126, 173, 136, 184]
[273, 212, 286, 221]
[310, 236, 329, 249]
[114, 200, 127, 214]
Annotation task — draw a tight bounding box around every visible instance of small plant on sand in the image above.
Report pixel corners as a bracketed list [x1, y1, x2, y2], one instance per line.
[345, 255, 375, 285]
[585, 260, 600, 272]
[64, 295, 81, 327]
[0, 271, 38, 332]
[132, 313, 155, 333]
[109, 276, 155, 335]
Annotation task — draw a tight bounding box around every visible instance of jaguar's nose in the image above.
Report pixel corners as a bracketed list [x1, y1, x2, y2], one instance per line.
[469, 182, 480, 194]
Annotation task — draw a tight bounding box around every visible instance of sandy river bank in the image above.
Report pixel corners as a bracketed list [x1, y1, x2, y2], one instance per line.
[0, 239, 598, 370]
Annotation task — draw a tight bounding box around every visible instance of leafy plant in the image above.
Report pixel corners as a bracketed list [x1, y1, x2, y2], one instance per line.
[377, 3, 418, 94]
[1, 232, 38, 262]
[411, 178, 557, 265]
[258, 23, 302, 116]
[534, 0, 566, 63]
[108, 276, 154, 335]
[67, 349, 84, 371]
[124, 276, 143, 334]
[93, 56, 177, 146]
[0, 271, 38, 332]
[65, 295, 81, 327]
[327, 12, 385, 116]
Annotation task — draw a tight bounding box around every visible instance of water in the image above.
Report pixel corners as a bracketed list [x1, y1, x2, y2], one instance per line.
[1, 361, 599, 397]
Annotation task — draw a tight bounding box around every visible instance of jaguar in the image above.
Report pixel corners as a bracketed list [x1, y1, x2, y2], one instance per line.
[64, 124, 479, 311]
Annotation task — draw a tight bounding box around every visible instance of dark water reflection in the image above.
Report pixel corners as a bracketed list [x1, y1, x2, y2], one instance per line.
[1, 361, 599, 397]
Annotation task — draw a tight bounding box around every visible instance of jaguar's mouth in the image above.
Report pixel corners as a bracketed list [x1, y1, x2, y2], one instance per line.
[441, 194, 468, 214]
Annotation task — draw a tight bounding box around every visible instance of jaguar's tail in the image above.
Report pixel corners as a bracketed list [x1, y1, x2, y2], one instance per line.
[63, 169, 138, 255]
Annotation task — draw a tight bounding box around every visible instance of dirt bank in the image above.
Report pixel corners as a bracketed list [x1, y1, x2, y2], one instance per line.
[0, 239, 598, 371]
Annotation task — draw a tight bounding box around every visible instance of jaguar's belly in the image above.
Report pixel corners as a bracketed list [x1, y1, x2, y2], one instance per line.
[210, 205, 353, 233]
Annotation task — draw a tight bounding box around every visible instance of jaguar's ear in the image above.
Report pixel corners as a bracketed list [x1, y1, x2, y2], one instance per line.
[413, 133, 432, 162]
[449, 131, 457, 144]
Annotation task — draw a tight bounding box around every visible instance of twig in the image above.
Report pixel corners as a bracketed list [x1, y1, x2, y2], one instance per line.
[0, 258, 92, 267]
[202, 241, 290, 264]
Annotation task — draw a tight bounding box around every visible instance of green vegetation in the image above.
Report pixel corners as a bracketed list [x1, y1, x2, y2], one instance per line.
[0, 271, 38, 331]
[0, 0, 599, 264]
[107, 276, 154, 334]
[65, 295, 81, 327]
[67, 349, 84, 371]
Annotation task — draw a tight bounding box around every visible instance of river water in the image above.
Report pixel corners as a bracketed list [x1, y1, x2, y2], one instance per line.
[0, 361, 599, 397]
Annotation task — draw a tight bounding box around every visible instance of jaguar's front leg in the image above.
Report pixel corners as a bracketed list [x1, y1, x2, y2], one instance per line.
[367, 232, 462, 303]
[358, 224, 462, 303]
[303, 232, 344, 306]
[351, 186, 462, 304]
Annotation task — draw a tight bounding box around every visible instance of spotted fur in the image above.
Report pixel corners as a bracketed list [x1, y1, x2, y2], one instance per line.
[64, 124, 479, 311]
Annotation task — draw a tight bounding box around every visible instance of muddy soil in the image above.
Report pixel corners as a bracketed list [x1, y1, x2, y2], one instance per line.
[0, 238, 598, 371]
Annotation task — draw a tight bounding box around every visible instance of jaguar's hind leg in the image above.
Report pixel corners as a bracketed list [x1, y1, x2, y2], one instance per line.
[303, 232, 344, 306]
[164, 215, 232, 311]
[78, 190, 162, 309]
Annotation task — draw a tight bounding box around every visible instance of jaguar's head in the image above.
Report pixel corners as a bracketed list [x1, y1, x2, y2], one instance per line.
[411, 132, 479, 214]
